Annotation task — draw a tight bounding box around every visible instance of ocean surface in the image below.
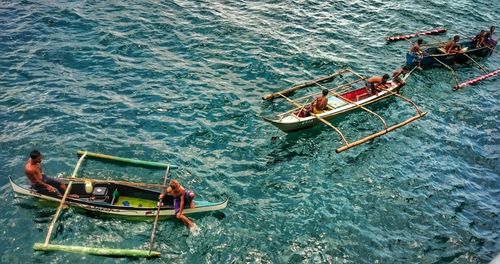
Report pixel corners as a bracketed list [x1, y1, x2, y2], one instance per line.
[0, 1, 499, 263]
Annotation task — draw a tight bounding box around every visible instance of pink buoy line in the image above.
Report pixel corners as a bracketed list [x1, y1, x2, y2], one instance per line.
[386, 28, 447, 42]
[453, 69, 500, 90]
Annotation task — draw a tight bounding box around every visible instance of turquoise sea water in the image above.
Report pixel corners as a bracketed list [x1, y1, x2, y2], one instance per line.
[0, 1, 499, 263]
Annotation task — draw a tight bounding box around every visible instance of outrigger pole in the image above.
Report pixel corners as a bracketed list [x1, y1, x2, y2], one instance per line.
[77, 150, 177, 169]
[34, 151, 161, 258]
[148, 165, 170, 254]
[262, 69, 350, 100]
[43, 151, 87, 247]
[432, 57, 460, 88]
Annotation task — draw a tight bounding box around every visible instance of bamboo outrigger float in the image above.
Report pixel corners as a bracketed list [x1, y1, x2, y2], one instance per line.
[15, 151, 227, 258]
[262, 69, 427, 153]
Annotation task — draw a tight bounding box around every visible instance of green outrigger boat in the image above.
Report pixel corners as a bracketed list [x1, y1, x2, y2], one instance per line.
[12, 151, 228, 258]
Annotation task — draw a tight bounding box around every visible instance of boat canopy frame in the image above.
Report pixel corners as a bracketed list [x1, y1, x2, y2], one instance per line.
[262, 69, 427, 153]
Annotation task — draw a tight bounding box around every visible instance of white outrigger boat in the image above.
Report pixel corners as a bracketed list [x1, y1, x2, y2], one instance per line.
[262, 69, 427, 152]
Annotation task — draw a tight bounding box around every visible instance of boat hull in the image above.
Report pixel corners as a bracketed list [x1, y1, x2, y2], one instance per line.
[406, 40, 495, 68]
[9, 177, 227, 218]
[263, 85, 397, 132]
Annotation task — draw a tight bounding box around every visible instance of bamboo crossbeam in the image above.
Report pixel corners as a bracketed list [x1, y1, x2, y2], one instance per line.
[291, 77, 366, 103]
[276, 92, 349, 145]
[43, 152, 87, 247]
[148, 165, 170, 254]
[432, 57, 460, 87]
[336, 111, 428, 153]
[262, 69, 350, 100]
[58, 177, 167, 189]
[314, 82, 389, 130]
[34, 243, 160, 258]
[77, 150, 177, 169]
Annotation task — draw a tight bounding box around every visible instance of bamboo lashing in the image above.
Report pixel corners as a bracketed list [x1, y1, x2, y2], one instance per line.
[276, 92, 349, 145]
[262, 69, 350, 100]
[43, 152, 87, 247]
[148, 165, 170, 254]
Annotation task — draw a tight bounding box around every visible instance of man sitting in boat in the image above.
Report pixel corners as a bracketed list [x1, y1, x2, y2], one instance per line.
[365, 74, 390, 95]
[160, 179, 196, 230]
[443, 35, 462, 54]
[297, 89, 329, 117]
[311, 89, 329, 114]
[473, 30, 486, 48]
[24, 149, 77, 198]
[482, 32, 497, 48]
[411, 38, 424, 55]
[392, 66, 409, 93]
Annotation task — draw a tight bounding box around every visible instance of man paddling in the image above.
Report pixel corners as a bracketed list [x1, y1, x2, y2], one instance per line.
[160, 179, 197, 230]
[24, 150, 76, 197]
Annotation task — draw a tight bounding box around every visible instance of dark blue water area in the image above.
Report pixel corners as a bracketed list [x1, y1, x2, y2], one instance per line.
[0, 0, 499, 263]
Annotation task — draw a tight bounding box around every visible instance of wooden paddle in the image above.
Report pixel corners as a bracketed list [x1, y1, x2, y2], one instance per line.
[148, 165, 170, 255]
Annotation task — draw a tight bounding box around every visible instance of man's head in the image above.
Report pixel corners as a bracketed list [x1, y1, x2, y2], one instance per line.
[417, 38, 423, 45]
[169, 179, 180, 190]
[30, 149, 42, 163]
[402, 66, 409, 73]
[453, 35, 460, 42]
[322, 89, 329, 96]
[382, 74, 390, 84]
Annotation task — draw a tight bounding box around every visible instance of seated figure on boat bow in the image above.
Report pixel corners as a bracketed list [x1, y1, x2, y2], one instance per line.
[159, 179, 197, 230]
[297, 89, 329, 117]
[24, 149, 78, 198]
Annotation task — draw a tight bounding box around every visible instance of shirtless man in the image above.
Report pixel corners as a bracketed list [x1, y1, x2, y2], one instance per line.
[444, 35, 461, 54]
[365, 74, 390, 95]
[160, 179, 196, 229]
[25, 150, 68, 195]
[310, 89, 329, 114]
[411, 38, 424, 55]
[411, 38, 425, 69]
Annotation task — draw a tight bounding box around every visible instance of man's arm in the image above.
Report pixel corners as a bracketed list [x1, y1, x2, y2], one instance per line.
[178, 191, 186, 215]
